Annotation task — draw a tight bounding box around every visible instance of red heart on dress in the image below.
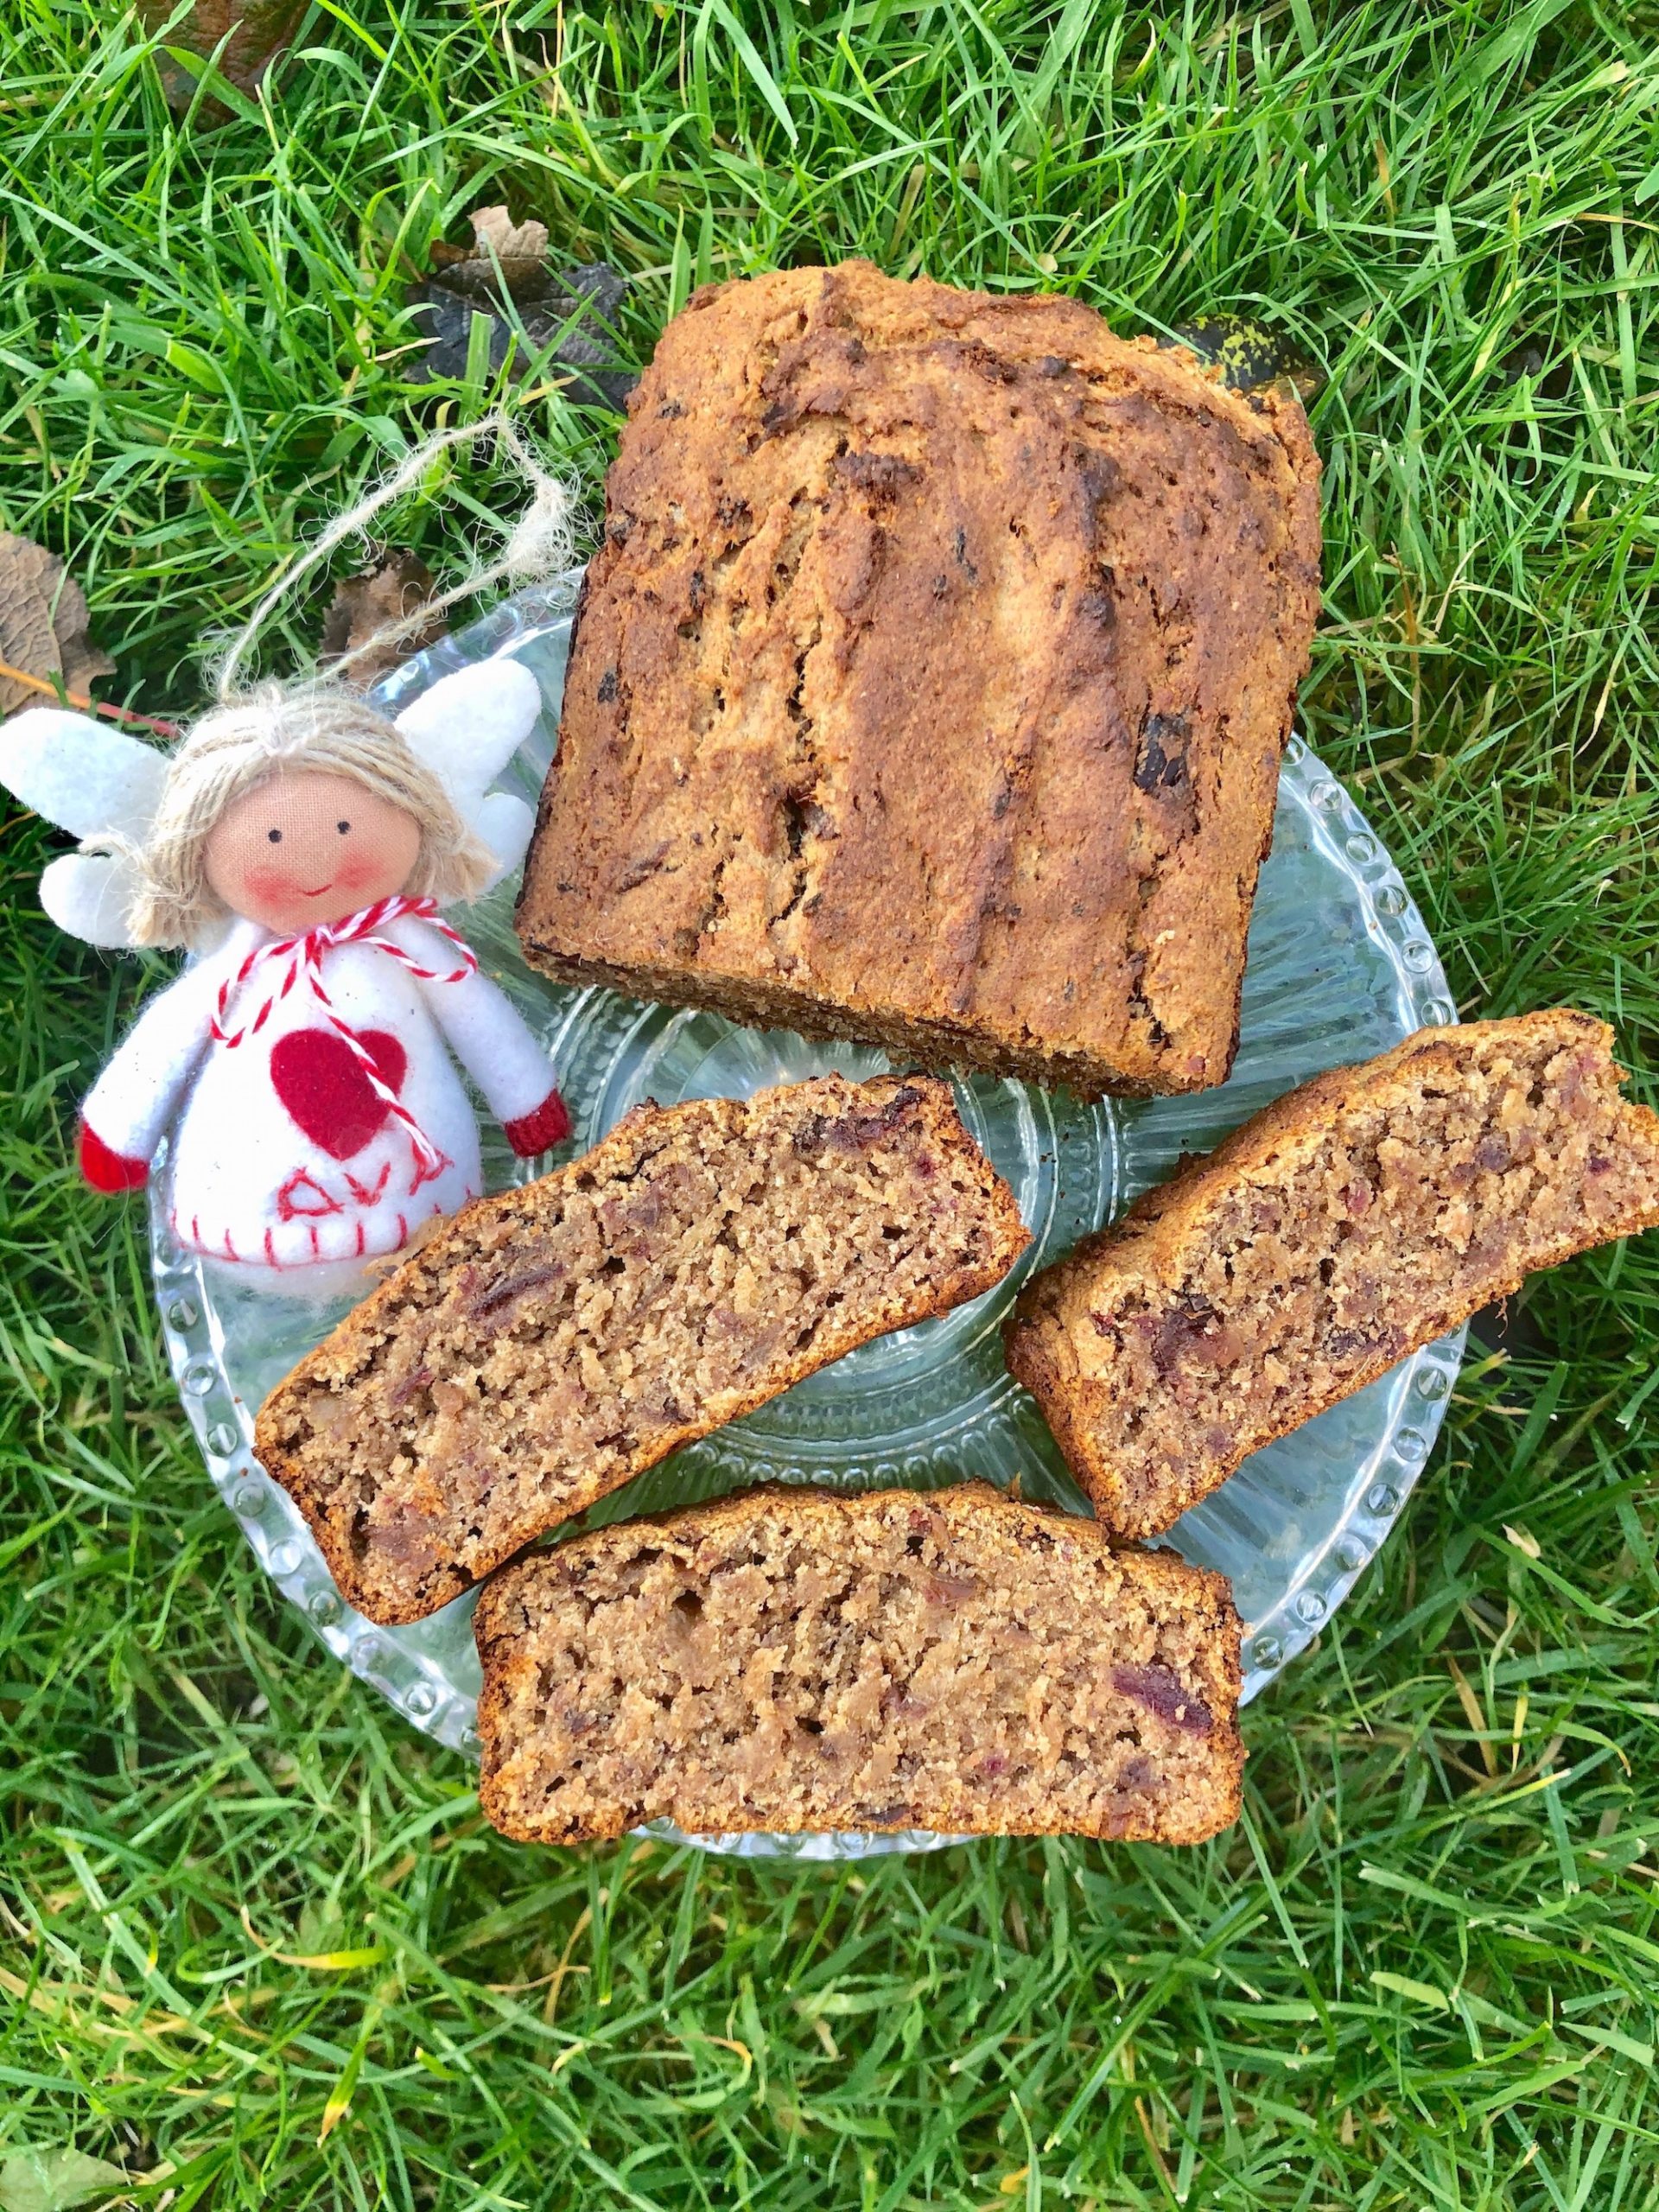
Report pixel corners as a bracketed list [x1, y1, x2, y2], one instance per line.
[269, 1027, 408, 1160]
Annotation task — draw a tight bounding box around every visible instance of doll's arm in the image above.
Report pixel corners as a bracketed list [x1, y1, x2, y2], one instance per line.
[78, 958, 225, 1192]
[420, 960, 571, 1156]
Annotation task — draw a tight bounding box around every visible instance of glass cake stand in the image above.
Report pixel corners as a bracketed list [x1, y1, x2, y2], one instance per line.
[149, 578, 1466, 1861]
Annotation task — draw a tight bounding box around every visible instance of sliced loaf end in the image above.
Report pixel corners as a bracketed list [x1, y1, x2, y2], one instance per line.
[1006, 1009, 1659, 1536]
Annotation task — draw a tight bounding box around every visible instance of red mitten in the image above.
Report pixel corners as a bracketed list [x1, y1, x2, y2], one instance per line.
[79, 1119, 149, 1194]
[504, 1087, 573, 1157]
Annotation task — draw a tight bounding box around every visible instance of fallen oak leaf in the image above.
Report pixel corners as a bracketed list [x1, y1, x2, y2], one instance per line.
[407, 204, 633, 408]
[318, 549, 448, 688]
[0, 534, 116, 720]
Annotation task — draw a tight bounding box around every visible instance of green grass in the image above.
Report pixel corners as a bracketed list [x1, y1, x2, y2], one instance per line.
[3, 2, 1659, 2204]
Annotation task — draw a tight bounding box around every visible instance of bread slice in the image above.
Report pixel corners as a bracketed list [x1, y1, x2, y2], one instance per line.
[255, 1076, 1028, 1624]
[517, 259, 1321, 1100]
[474, 1483, 1244, 1845]
[1005, 1010, 1659, 1537]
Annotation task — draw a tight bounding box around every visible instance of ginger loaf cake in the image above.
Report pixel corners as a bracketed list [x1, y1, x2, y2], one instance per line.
[1005, 1010, 1659, 1537]
[255, 1075, 1027, 1624]
[517, 259, 1322, 1100]
[474, 1483, 1244, 1845]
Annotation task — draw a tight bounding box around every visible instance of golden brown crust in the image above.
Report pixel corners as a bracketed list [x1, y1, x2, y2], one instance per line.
[518, 259, 1322, 1101]
[474, 1482, 1245, 1845]
[1006, 1011, 1659, 1535]
[256, 1077, 1029, 1624]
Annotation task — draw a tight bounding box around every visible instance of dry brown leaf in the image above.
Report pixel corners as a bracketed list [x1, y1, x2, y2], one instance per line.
[468, 204, 550, 264]
[410, 208, 632, 407]
[0, 534, 115, 720]
[318, 550, 448, 688]
[133, 0, 308, 111]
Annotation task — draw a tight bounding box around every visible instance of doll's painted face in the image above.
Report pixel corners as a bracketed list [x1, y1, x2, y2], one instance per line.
[204, 772, 423, 934]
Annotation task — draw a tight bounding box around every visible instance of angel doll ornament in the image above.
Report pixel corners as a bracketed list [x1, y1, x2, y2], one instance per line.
[1, 659, 570, 1296]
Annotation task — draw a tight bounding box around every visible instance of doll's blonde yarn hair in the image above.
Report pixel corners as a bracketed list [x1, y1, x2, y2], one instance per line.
[115, 410, 577, 948]
[127, 685, 493, 948]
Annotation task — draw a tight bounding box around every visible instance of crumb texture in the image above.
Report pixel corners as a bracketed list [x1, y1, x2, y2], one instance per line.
[474, 1484, 1243, 1844]
[517, 259, 1322, 1099]
[1006, 1011, 1659, 1535]
[255, 1076, 1028, 1624]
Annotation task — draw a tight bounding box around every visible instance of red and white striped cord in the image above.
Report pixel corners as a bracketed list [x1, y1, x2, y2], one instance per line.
[210, 894, 477, 1173]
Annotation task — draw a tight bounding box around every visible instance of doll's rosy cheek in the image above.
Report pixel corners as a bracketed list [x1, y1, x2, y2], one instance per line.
[334, 808, 421, 894]
[238, 863, 303, 906]
[336, 849, 396, 894]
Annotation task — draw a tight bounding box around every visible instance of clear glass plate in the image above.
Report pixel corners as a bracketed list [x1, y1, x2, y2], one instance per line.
[149, 579, 1465, 1861]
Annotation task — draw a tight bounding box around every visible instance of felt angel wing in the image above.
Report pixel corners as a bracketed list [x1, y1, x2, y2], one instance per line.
[0, 709, 168, 948]
[393, 658, 544, 894]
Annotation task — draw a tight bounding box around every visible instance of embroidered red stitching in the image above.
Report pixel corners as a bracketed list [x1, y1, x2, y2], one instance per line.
[343, 1160, 393, 1207]
[277, 1168, 344, 1222]
[406, 1141, 454, 1197]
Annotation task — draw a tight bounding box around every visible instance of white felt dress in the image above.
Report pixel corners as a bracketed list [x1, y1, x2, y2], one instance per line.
[82, 913, 557, 1277]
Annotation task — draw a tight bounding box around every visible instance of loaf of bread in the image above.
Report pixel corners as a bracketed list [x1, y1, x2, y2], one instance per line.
[255, 1075, 1028, 1624]
[517, 259, 1321, 1099]
[474, 1483, 1244, 1845]
[1005, 1011, 1659, 1537]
